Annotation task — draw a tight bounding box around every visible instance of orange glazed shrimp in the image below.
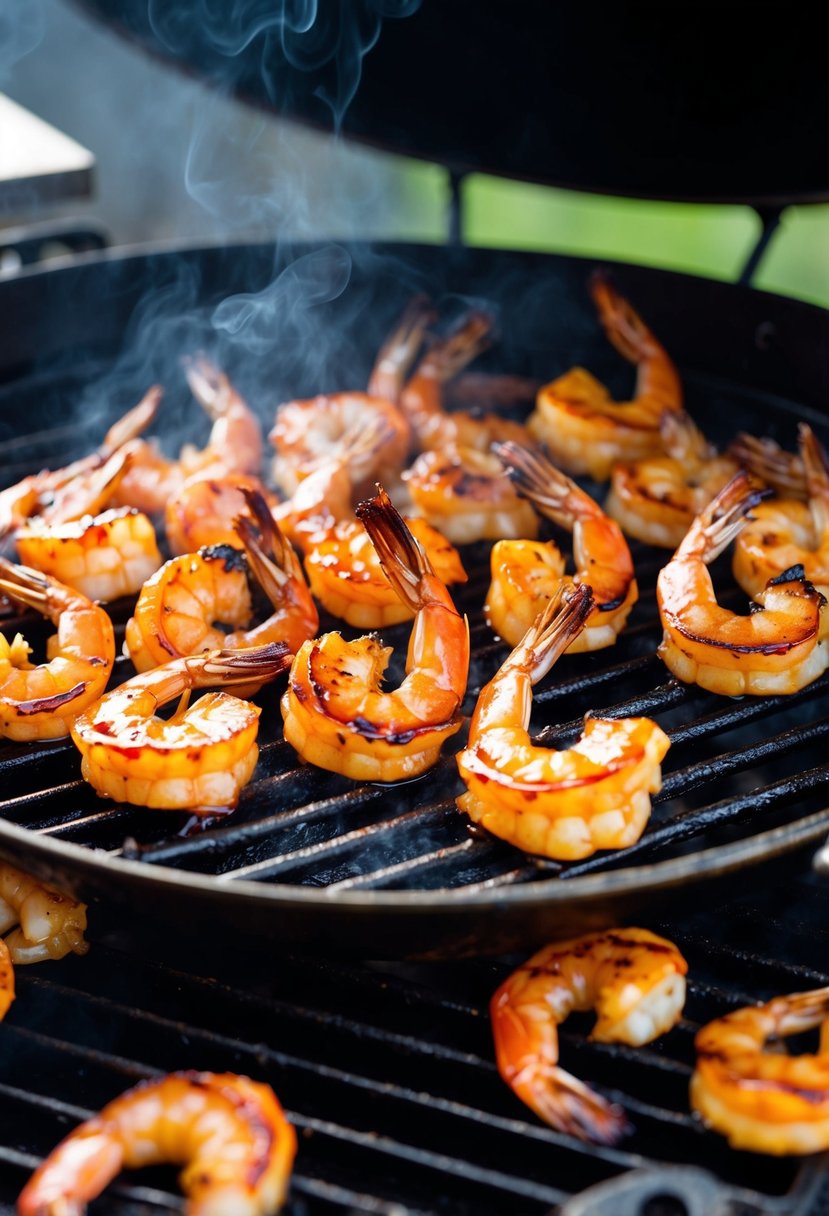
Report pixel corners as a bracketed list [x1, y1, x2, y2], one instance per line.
[0, 861, 88, 964]
[125, 499, 317, 691]
[458, 588, 669, 860]
[691, 987, 829, 1155]
[657, 472, 829, 696]
[733, 424, 829, 613]
[487, 443, 637, 652]
[72, 644, 291, 814]
[528, 274, 682, 480]
[403, 447, 539, 545]
[164, 472, 279, 555]
[400, 309, 530, 452]
[17, 1070, 297, 1216]
[491, 929, 687, 1144]
[114, 357, 263, 515]
[0, 560, 115, 742]
[282, 489, 469, 782]
[0, 938, 12, 1021]
[605, 410, 739, 548]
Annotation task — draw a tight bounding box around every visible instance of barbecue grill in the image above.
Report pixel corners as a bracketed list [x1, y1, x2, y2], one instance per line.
[3, 5, 829, 1212]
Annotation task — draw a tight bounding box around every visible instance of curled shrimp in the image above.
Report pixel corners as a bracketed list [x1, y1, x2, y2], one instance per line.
[282, 488, 469, 782]
[657, 472, 829, 695]
[17, 1070, 297, 1216]
[733, 425, 829, 621]
[691, 987, 829, 1155]
[458, 588, 669, 860]
[269, 300, 424, 498]
[126, 497, 317, 694]
[491, 929, 687, 1144]
[164, 472, 279, 555]
[605, 410, 739, 548]
[113, 357, 263, 515]
[0, 560, 115, 741]
[528, 274, 682, 480]
[0, 861, 87, 964]
[487, 443, 638, 652]
[71, 643, 292, 814]
[402, 447, 539, 545]
[400, 308, 530, 452]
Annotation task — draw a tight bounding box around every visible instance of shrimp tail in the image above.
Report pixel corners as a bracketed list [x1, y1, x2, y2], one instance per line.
[515, 584, 594, 683]
[0, 559, 51, 612]
[659, 409, 715, 462]
[494, 441, 588, 527]
[356, 486, 434, 614]
[235, 489, 307, 600]
[100, 386, 162, 455]
[800, 424, 829, 499]
[728, 432, 808, 500]
[686, 472, 770, 564]
[425, 311, 494, 383]
[182, 354, 231, 421]
[367, 295, 435, 398]
[44, 444, 136, 524]
[516, 1064, 631, 1146]
[186, 642, 293, 688]
[590, 271, 656, 364]
[770, 986, 829, 1035]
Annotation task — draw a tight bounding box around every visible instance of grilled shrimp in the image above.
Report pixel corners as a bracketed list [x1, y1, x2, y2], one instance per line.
[458, 588, 669, 860]
[282, 489, 469, 782]
[113, 357, 263, 515]
[491, 929, 687, 1144]
[729, 430, 808, 500]
[0, 861, 87, 964]
[733, 425, 829, 619]
[72, 644, 291, 814]
[16, 507, 161, 603]
[488, 443, 638, 651]
[400, 308, 529, 452]
[657, 472, 829, 695]
[0, 938, 12, 1021]
[403, 447, 539, 545]
[269, 300, 425, 498]
[164, 472, 279, 555]
[17, 1070, 297, 1216]
[691, 987, 829, 1155]
[528, 274, 682, 480]
[605, 410, 739, 548]
[126, 497, 317, 694]
[0, 560, 115, 741]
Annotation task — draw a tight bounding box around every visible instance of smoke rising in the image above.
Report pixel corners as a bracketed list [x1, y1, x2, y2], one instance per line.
[0, 0, 44, 87]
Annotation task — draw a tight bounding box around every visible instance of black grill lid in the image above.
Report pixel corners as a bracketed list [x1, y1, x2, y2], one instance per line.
[76, 1, 829, 204]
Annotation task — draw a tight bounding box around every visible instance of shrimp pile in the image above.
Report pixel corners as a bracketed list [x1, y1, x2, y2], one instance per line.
[72, 644, 291, 814]
[18, 1070, 297, 1215]
[282, 489, 469, 782]
[528, 274, 683, 480]
[458, 588, 669, 860]
[657, 472, 829, 695]
[488, 443, 638, 652]
[691, 987, 829, 1155]
[491, 929, 687, 1143]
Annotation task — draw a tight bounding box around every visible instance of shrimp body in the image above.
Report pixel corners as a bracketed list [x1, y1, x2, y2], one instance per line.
[0, 861, 88, 964]
[403, 447, 539, 545]
[458, 589, 669, 860]
[492, 929, 687, 1143]
[16, 508, 161, 603]
[126, 507, 316, 695]
[691, 987, 829, 1155]
[164, 473, 279, 555]
[17, 1070, 297, 1216]
[487, 444, 638, 651]
[606, 411, 738, 548]
[733, 426, 829, 623]
[114, 358, 263, 515]
[657, 473, 829, 696]
[72, 644, 291, 813]
[0, 561, 115, 741]
[0, 939, 12, 1022]
[528, 275, 682, 480]
[282, 490, 469, 782]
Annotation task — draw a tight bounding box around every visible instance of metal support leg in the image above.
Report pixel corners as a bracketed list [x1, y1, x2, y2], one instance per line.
[448, 170, 466, 246]
[737, 206, 784, 286]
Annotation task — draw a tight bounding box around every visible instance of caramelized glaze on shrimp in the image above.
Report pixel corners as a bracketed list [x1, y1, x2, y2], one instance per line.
[164, 472, 279, 555]
[17, 1070, 297, 1216]
[282, 489, 469, 782]
[487, 443, 638, 652]
[72, 644, 291, 814]
[403, 447, 539, 545]
[0, 560, 115, 741]
[657, 472, 829, 695]
[528, 274, 682, 479]
[458, 588, 669, 859]
[0, 861, 87, 964]
[491, 929, 687, 1144]
[691, 987, 829, 1155]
